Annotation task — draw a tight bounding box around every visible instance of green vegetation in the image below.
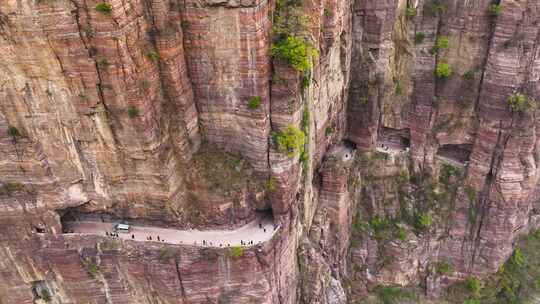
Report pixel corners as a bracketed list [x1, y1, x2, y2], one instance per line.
[359, 95, 369, 105]
[323, 8, 333, 17]
[465, 277, 482, 298]
[435, 37, 450, 49]
[271, 0, 318, 73]
[147, 51, 160, 61]
[396, 227, 407, 242]
[325, 126, 333, 136]
[437, 261, 453, 275]
[395, 80, 403, 95]
[302, 106, 310, 130]
[82, 257, 99, 277]
[431, 36, 450, 54]
[415, 32, 425, 44]
[507, 92, 532, 113]
[247, 96, 261, 109]
[405, 7, 417, 19]
[435, 63, 453, 79]
[230, 246, 244, 258]
[300, 105, 310, 171]
[440, 163, 461, 184]
[265, 178, 276, 192]
[40, 289, 51, 302]
[271, 35, 318, 73]
[374, 285, 418, 304]
[127, 106, 139, 118]
[414, 213, 432, 232]
[273, 125, 305, 157]
[301, 75, 311, 89]
[465, 186, 476, 202]
[95, 3, 112, 15]
[7, 126, 20, 138]
[463, 70, 475, 80]
[488, 4, 502, 16]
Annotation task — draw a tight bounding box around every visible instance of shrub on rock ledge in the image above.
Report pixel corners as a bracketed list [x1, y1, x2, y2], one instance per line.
[507, 92, 532, 113]
[271, 35, 318, 73]
[7, 126, 20, 138]
[406, 7, 417, 19]
[435, 63, 452, 79]
[230, 246, 244, 258]
[247, 96, 261, 109]
[273, 125, 305, 157]
[415, 32, 425, 44]
[127, 106, 139, 118]
[95, 3, 112, 15]
[488, 4, 502, 16]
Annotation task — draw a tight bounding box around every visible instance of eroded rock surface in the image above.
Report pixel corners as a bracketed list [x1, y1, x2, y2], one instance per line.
[1, 0, 540, 303]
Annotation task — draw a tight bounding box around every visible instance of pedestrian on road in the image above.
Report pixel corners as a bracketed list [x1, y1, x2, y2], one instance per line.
[264, 228, 266, 233]
[106, 231, 109, 236]
[203, 240, 206, 245]
[132, 234, 134, 239]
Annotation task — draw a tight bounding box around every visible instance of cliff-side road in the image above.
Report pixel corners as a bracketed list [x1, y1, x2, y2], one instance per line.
[63, 217, 278, 247]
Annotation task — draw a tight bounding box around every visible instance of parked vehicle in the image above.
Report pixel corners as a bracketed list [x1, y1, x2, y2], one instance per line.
[114, 223, 130, 233]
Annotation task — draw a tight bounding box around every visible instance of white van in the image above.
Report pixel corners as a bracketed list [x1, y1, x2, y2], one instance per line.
[114, 223, 130, 233]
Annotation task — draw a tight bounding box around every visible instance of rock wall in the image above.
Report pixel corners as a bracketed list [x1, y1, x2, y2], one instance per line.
[1, 0, 540, 303]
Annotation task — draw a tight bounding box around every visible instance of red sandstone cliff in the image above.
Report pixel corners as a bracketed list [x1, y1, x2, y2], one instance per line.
[1, 0, 540, 303]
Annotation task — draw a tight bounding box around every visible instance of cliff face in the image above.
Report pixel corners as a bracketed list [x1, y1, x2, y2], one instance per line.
[1, 0, 540, 303]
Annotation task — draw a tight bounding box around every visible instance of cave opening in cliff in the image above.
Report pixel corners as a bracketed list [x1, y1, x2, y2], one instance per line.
[59, 206, 120, 233]
[343, 139, 357, 150]
[377, 127, 410, 151]
[436, 144, 472, 165]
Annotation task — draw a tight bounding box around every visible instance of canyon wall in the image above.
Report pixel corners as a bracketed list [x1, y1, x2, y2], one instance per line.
[1, 0, 540, 303]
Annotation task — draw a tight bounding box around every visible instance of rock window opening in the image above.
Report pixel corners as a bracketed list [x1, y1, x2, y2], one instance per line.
[376, 127, 410, 153]
[436, 144, 472, 166]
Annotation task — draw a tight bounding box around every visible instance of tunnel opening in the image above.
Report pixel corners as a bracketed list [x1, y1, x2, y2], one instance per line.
[59, 207, 129, 234]
[436, 144, 472, 165]
[377, 127, 410, 152]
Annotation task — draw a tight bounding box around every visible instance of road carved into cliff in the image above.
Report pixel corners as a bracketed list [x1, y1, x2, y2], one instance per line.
[64, 217, 278, 247]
